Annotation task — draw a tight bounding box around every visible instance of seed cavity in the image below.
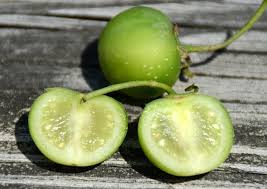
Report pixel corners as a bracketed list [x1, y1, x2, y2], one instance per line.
[80, 107, 115, 152]
[41, 100, 72, 150]
[192, 105, 222, 153]
[150, 111, 187, 160]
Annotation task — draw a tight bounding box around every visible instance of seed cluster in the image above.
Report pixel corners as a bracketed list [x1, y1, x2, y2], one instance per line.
[41, 99, 71, 149]
[151, 111, 188, 161]
[192, 105, 222, 154]
[80, 107, 115, 152]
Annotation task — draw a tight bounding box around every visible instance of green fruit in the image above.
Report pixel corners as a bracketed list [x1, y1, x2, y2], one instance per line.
[29, 88, 128, 166]
[138, 94, 234, 176]
[98, 1, 267, 98]
[98, 6, 180, 98]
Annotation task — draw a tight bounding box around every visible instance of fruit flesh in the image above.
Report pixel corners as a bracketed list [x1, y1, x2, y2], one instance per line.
[98, 6, 180, 98]
[138, 94, 234, 176]
[29, 88, 128, 166]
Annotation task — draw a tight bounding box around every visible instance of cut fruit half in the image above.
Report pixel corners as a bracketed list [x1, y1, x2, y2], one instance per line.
[29, 88, 128, 166]
[138, 94, 234, 176]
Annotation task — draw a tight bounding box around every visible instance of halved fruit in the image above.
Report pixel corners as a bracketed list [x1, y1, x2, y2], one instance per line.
[138, 94, 234, 176]
[29, 88, 128, 166]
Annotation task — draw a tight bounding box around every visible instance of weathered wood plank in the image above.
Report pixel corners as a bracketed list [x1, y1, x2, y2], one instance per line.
[0, 162, 265, 188]
[181, 77, 267, 104]
[0, 1, 266, 29]
[181, 31, 267, 53]
[0, 174, 265, 189]
[0, 151, 266, 176]
[1, 28, 267, 55]
[1, 0, 262, 5]
[225, 0, 262, 4]
[0, 28, 266, 83]
[46, 2, 267, 29]
[0, 0, 179, 7]
[0, 15, 106, 30]
[1, 28, 266, 58]
[0, 152, 266, 185]
[0, 0, 266, 188]
[190, 53, 267, 80]
[0, 29, 100, 65]
[1, 63, 266, 103]
[0, 148, 266, 168]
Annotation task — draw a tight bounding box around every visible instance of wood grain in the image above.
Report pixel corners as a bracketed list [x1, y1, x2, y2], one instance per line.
[0, 28, 266, 103]
[0, 28, 266, 78]
[1, 63, 267, 103]
[46, 2, 267, 29]
[0, 88, 266, 188]
[0, 0, 266, 188]
[0, 1, 267, 29]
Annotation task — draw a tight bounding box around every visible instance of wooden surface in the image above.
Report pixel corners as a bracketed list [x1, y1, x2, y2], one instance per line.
[0, 0, 267, 188]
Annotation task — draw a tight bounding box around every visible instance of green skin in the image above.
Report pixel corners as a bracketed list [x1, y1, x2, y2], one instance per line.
[98, 6, 180, 98]
[98, 1, 267, 99]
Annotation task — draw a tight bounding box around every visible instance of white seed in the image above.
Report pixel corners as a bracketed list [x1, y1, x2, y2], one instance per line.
[158, 139, 165, 147]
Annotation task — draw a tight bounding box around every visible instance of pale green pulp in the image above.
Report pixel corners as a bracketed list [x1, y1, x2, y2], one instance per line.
[138, 94, 234, 176]
[29, 88, 127, 166]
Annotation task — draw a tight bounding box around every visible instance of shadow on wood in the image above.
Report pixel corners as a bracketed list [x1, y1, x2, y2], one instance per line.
[80, 38, 109, 90]
[190, 49, 226, 68]
[119, 121, 207, 184]
[15, 112, 99, 173]
[179, 30, 231, 82]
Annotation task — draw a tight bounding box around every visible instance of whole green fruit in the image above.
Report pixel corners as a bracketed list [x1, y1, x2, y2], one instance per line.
[98, 6, 180, 98]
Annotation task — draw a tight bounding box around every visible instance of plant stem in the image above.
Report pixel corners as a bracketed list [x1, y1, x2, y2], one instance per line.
[182, 0, 267, 53]
[83, 81, 176, 100]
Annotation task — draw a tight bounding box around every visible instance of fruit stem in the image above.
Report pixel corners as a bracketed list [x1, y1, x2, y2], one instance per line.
[83, 81, 177, 100]
[181, 0, 267, 53]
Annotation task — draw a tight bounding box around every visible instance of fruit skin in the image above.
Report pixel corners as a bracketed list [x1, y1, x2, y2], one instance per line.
[138, 94, 234, 176]
[29, 88, 128, 166]
[98, 6, 180, 98]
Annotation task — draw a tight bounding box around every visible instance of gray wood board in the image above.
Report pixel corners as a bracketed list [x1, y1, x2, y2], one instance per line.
[0, 90, 266, 188]
[0, 0, 267, 188]
[0, 1, 267, 29]
[0, 28, 266, 103]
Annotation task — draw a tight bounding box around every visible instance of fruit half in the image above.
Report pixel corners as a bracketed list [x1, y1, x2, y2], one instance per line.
[29, 88, 128, 166]
[138, 94, 234, 176]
